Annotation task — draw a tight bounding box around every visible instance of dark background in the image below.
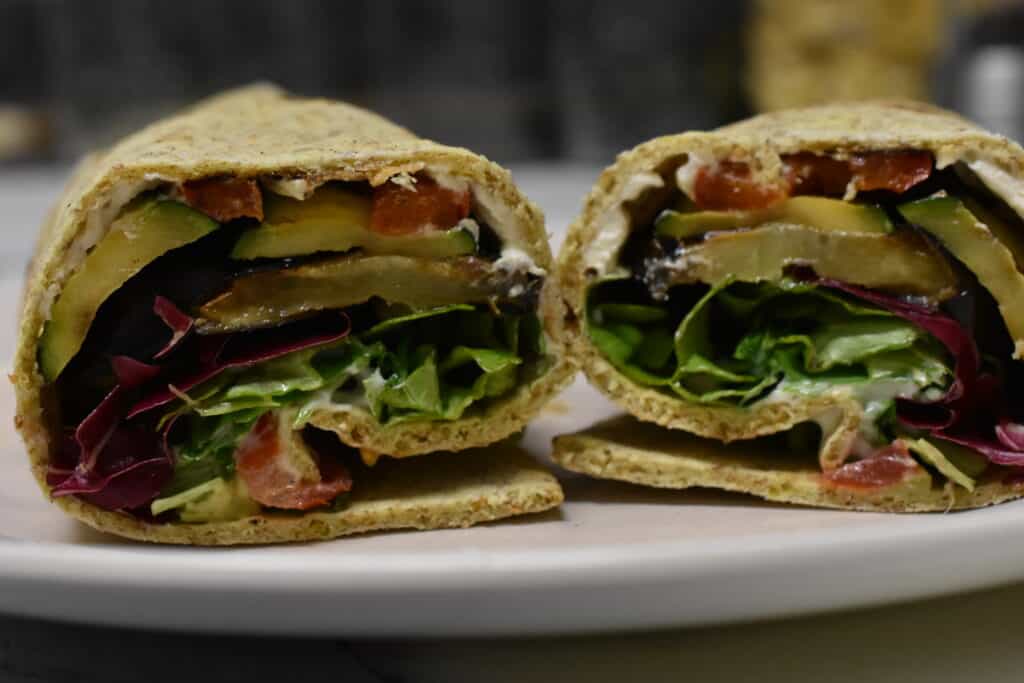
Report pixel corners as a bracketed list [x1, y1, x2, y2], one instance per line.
[0, 0, 752, 162]
[0, 1, 1022, 161]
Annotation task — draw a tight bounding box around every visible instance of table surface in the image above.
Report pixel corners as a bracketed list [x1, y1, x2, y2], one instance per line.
[4, 581, 1024, 683]
[3, 165, 1024, 681]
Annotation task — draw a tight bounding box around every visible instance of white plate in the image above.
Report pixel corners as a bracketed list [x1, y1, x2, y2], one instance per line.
[4, 274, 1024, 637]
[4, 167, 1024, 637]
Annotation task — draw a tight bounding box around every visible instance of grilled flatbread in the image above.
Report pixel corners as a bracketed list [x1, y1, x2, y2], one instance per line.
[13, 85, 571, 543]
[555, 101, 1024, 510]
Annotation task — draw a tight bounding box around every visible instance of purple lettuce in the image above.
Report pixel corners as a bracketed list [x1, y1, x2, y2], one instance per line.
[127, 313, 351, 418]
[152, 295, 194, 359]
[818, 279, 1024, 470]
[47, 297, 350, 512]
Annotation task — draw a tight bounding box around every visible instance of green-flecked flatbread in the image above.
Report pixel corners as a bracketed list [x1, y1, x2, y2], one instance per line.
[555, 101, 1024, 511]
[13, 85, 572, 544]
[553, 416, 1022, 513]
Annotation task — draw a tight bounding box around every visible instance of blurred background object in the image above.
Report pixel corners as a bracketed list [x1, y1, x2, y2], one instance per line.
[0, 106, 50, 162]
[946, 0, 1024, 141]
[746, 0, 943, 112]
[0, 0, 1021, 165]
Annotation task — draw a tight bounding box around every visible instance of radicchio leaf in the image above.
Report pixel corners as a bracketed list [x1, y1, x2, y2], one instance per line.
[817, 278, 1024, 470]
[931, 433, 1024, 468]
[153, 296, 194, 359]
[50, 426, 172, 510]
[67, 386, 124, 474]
[997, 420, 1024, 451]
[110, 355, 161, 387]
[49, 295, 350, 513]
[126, 312, 351, 418]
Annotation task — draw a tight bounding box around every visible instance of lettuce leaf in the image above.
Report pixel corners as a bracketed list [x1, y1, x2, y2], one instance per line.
[361, 304, 475, 339]
[364, 343, 524, 423]
[586, 279, 953, 407]
[365, 346, 442, 417]
[165, 409, 260, 495]
[160, 304, 543, 489]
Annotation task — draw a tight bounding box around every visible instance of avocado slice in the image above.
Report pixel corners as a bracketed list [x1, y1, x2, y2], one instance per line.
[151, 476, 261, 522]
[898, 196, 1024, 356]
[905, 438, 986, 491]
[38, 199, 219, 382]
[231, 185, 476, 260]
[668, 222, 957, 300]
[198, 254, 503, 333]
[656, 196, 893, 240]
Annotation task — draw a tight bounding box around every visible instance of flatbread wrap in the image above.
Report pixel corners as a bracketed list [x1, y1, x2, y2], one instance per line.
[554, 101, 1024, 511]
[13, 85, 569, 544]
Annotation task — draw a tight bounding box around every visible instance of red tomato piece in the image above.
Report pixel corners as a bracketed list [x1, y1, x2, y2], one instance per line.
[370, 176, 471, 235]
[234, 413, 352, 510]
[849, 150, 933, 193]
[691, 150, 932, 211]
[692, 161, 788, 211]
[783, 152, 854, 197]
[822, 442, 921, 490]
[181, 177, 264, 222]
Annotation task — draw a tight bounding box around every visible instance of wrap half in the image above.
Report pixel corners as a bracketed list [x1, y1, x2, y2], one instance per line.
[555, 101, 1024, 511]
[13, 85, 569, 544]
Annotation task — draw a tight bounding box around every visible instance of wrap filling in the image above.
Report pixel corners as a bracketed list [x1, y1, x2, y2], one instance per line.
[42, 173, 549, 521]
[585, 151, 1024, 492]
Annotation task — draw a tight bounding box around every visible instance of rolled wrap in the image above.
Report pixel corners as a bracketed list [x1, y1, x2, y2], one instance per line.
[13, 85, 570, 544]
[554, 101, 1024, 511]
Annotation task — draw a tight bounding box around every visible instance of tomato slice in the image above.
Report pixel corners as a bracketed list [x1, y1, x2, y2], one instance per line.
[234, 413, 352, 510]
[692, 161, 788, 211]
[696, 151, 934, 209]
[822, 442, 922, 490]
[783, 153, 854, 197]
[370, 176, 471, 235]
[782, 151, 933, 197]
[181, 177, 264, 222]
[849, 151, 933, 193]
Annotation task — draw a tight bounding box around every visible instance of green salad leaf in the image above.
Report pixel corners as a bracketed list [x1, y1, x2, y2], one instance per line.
[586, 279, 952, 408]
[159, 304, 544, 498]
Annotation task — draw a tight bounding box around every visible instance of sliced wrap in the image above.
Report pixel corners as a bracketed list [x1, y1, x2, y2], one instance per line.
[555, 101, 1024, 511]
[13, 85, 570, 544]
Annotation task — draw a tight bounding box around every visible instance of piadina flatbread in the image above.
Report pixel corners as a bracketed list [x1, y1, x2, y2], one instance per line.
[13, 84, 570, 544]
[554, 101, 1024, 511]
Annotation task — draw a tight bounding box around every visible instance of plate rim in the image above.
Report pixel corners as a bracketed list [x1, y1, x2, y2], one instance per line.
[2, 499, 1024, 635]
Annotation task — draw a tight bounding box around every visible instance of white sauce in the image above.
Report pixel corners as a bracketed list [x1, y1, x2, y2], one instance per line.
[771, 376, 928, 462]
[424, 168, 471, 196]
[262, 176, 321, 200]
[674, 153, 711, 200]
[968, 159, 1024, 217]
[585, 171, 665, 274]
[494, 245, 544, 276]
[842, 178, 859, 202]
[389, 172, 418, 192]
[456, 217, 481, 243]
[810, 406, 844, 445]
[293, 364, 377, 427]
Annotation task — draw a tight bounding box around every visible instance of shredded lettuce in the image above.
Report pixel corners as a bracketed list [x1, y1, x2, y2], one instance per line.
[162, 304, 543, 490]
[586, 279, 952, 407]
